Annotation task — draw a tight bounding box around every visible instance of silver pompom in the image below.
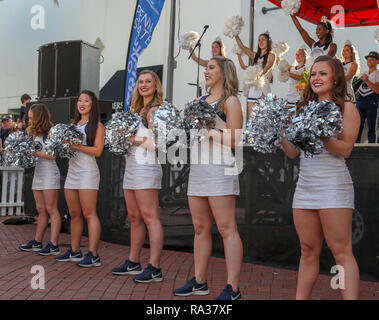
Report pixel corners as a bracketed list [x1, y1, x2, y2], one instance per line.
[45, 124, 84, 159]
[243, 94, 292, 153]
[104, 111, 140, 156]
[375, 29, 379, 44]
[285, 100, 343, 157]
[183, 99, 217, 144]
[3, 132, 36, 168]
[150, 102, 184, 151]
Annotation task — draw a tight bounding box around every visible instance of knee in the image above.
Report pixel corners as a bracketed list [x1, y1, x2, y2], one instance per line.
[193, 222, 212, 237]
[300, 242, 322, 261]
[45, 205, 58, 216]
[82, 209, 97, 220]
[328, 242, 352, 263]
[36, 206, 47, 216]
[69, 209, 82, 220]
[140, 210, 160, 227]
[128, 210, 144, 225]
[217, 224, 236, 240]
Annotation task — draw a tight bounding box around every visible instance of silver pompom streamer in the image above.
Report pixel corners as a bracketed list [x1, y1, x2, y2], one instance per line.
[104, 111, 140, 155]
[243, 94, 292, 153]
[183, 99, 217, 144]
[45, 123, 84, 159]
[285, 100, 343, 157]
[150, 102, 184, 151]
[3, 131, 36, 168]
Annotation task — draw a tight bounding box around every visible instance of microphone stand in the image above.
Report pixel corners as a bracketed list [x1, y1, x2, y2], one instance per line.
[188, 26, 209, 97]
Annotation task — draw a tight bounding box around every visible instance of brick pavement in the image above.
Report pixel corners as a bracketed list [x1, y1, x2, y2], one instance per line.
[0, 216, 378, 300]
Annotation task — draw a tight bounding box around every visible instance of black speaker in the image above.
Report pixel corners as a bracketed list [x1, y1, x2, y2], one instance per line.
[26, 98, 113, 125]
[38, 41, 100, 99]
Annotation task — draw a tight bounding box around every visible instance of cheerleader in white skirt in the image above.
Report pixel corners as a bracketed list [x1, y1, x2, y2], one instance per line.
[341, 41, 359, 102]
[19, 104, 61, 256]
[286, 48, 307, 110]
[235, 32, 275, 120]
[173, 57, 243, 300]
[111, 70, 164, 283]
[56, 90, 104, 268]
[281, 56, 360, 300]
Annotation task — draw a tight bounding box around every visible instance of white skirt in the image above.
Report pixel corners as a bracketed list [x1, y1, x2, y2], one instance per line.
[293, 151, 354, 209]
[123, 146, 162, 190]
[187, 164, 239, 197]
[32, 160, 60, 190]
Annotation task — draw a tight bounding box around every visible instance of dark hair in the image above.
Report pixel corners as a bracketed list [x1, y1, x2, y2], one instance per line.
[315, 21, 333, 50]
[74, 90, 100, 146]
[297, 55, 347, 114]
[21, 94, 31, 103]
[253, 33, 272, 70]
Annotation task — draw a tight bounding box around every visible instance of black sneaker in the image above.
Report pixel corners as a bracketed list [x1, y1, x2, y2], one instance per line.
[77, 251, 101, 268]
[215, 284, 242, 300]
[173, 277, 210, 296]
[111, 260, 142, 275]
[55, 248, 83, 262]
[134, 264, 162, 283]
[38, 242, 60, 256]
[19, 240, 42, 252]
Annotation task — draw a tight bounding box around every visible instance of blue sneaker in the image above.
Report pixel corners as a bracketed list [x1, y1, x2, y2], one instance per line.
[111, 260, 142, 275]
[134, 264, 162, 283]
[55, 248, 83, 262]
[38, 242, 60, 256]
[173, 277, 209, 297]
[77, 251, 101, 268]
[215, 284, 242, 300]
[19, 240, 42, 252]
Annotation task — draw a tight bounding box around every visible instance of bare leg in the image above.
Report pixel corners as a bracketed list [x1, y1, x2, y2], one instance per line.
[124, 189, 145, 263]
[42, 189, 61, 246]
[320, 209, 360, 300]
[135, 189, 163, 269]
[293, 209, 324, 300]
[79, 189, 101, 256]
[64, 189, 83, 253]
[188, 196, 213, 284]
[33, 190, 48, 242]
[209, 195, 243, 292]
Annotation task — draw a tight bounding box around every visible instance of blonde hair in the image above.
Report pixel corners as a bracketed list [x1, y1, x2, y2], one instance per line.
[130, 70, 164, 121]
[207, 56, 239, 114]
[295, 48, 308, 66]
[341, 43, 360, 75]
[26, 104, 53, 138]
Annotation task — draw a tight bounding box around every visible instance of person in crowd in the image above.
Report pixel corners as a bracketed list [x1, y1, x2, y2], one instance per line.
[281, 55, 360, 300]
[290, 15, 337, 58]
[355, 51, 379, 143]
[341, 41, 360, 102]
[19, 94, 31, 131]
[173, 56, 243, 300]
[55, 90, 104, 267]
[235, 31, 275, 119]
[0, 116, 16, 147]
[111, 70, 165, 283]
[19, 104, 61, 255]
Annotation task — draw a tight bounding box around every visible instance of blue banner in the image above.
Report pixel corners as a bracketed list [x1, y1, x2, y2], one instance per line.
[124, 0, 165, 110]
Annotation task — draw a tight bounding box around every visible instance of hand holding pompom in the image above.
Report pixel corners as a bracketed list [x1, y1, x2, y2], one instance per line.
[223, 15, 244, 39]
[282, 0, 301, 16]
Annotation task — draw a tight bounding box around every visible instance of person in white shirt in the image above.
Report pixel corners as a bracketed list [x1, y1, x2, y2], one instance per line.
[341, 41, 360, 102]
[286, 47, 307, 109]
[356, 51, 379, 143]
